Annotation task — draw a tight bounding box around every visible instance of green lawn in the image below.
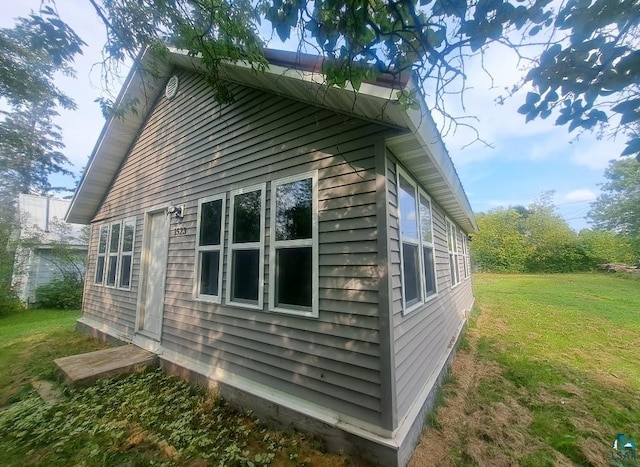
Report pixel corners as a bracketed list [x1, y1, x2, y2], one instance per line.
[412, 272, 640, 466]
[0, 309, 107, 406]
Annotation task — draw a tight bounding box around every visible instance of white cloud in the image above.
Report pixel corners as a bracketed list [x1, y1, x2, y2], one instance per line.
[569, 136, 624, 170]
[562, 189, 597, 203]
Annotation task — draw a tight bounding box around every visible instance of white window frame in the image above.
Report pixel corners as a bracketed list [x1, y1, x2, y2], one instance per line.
[105, 220, 122, 288]
[94, 224, 109, 285]
[118, 218, 136, 290]
[418, 188, 438, 301]
[447, 218, 461, 287]
[397, 166, 425, 315]
[268, 171, 319, 318]
[461, 232, 470, 280]
[226, 183, 266, 310]
[194, 193, 226, 303]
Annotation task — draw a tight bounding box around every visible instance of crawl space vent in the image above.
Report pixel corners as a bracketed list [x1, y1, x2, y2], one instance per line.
[165, 75, 179, 100]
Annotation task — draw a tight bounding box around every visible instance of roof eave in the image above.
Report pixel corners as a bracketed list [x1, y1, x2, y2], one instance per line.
[65, 50, 173, 224]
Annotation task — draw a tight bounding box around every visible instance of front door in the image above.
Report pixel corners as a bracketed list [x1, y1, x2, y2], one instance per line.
[137, 210, 169, 339]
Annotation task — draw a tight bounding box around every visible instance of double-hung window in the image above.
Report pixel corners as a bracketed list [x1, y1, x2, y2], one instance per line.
[398, 167, 442, 312]
[447, 218, 460, 286]
[106, 221, 121, 287]
[119, 219, 136, 289]
[195, 194, 225, 302]
[226, 184, 265, 309]
[269, 171, 318, 317]
[461, 233, 470, 279]
[419, 190, 437, 299]
[398, 172, 421, 310]
[95, 225, 109, 284]
[94, 219, 136, 289]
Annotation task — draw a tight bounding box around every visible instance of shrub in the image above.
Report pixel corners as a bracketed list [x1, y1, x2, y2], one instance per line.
[0, 287, 24, 317]
[36, 277, 83, 310]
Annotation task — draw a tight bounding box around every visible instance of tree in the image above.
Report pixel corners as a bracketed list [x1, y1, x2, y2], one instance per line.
[577, 229, 636, 265]
[86, 0, 557, 121]
[588, 157, 640, 259]
[0, 101, 74, 196]
[520, 194, 589, 272]
[515, 0, 640, 159]
[0, 6, 84, 200]
[471, 194, 610, 273]
[0, 6, 84, 107]
[82, 0, 639, 159]
[471, 208, 530, 272]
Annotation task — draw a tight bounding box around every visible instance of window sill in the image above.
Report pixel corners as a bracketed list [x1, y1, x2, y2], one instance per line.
[193, 294, 222, 305]
[269, 305, 318, 319]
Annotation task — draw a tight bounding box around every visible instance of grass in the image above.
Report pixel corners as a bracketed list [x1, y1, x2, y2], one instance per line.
[0, 309, 357, 466]
[0, 309, 108, 406]
[411, 272, 640, 466]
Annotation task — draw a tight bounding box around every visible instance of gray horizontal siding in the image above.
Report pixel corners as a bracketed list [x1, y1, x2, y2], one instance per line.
[386, 154, 474, 422]
[85, 68, 387, 425]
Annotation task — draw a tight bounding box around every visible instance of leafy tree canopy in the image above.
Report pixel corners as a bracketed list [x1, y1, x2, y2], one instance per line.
[0, 5, 84, 107]
[471, 192, 636, 272]
[589, 157, 640, 244]
[83, 0, 640, 158]
[516, 0, 640, 160]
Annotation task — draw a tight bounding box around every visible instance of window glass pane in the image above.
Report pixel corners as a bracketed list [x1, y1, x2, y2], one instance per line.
[98, 227, 108, 253]
[233, 191, 261, 243]
[231, 249, 259, 301]
[423, 246, 436, 296]
[200, 199, 222, 246]
[106, 256, 118, 286]
[109, 223, 121, 253]
[95, 257, 105, 284]
[119, 255, 132, 288]
[200, 251, 220, 296]
[122, 222, 135, 252]
[399, 176, 418, 239]
[275, 179, 312, 241]
[276, 247, 312, 308]
[419, 196, 433, 244]
[402, 242, 420, 305]
[450, 253, 458, 284]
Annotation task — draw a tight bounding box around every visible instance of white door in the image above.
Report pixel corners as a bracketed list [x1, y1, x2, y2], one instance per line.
[138, 210, 169, 339]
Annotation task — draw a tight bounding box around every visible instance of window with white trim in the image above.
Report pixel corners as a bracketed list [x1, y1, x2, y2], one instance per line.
[447, 218, 460, 286]
[461, 232, 470, 279]
[106, 221, 121, 287]
[269, 171, 318, 317]
[94, 225, 109, 284]
[398, 171, 422, 311]
[195, 194, 226, 302]
[94, 219, 135, 289]
[226, 184, 265, 309]
[119, 219, 136, 289]
[419, 190, 437, 298]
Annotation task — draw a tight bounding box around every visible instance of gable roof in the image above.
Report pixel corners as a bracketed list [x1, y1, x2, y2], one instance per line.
[66, 48, 477, 232]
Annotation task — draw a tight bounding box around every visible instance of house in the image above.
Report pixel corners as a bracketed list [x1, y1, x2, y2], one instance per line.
[12, 194, 88, 305]
[66, 48, 477, 466]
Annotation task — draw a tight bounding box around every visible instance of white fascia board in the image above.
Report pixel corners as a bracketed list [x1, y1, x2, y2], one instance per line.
[396, 77, 478, 233]
[66, 50, 173, 224]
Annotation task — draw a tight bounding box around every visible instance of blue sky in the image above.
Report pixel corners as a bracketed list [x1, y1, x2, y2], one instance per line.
[3, 0, 624, 231]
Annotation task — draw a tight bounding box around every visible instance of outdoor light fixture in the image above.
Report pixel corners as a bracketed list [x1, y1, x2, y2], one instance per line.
[167, 204, 185, 218]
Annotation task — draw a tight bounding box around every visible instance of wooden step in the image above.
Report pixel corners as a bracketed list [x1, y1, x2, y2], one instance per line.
[54, 344, 158, 388]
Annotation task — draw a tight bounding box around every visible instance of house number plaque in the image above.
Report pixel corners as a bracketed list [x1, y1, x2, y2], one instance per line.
[174, 226, 187, 236]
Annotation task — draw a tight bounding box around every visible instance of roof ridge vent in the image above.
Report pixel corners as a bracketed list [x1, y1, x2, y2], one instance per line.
[165, 75, 179, 100]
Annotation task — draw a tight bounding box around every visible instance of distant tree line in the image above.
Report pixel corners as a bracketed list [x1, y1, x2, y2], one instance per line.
[471, 183, 639, 273]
